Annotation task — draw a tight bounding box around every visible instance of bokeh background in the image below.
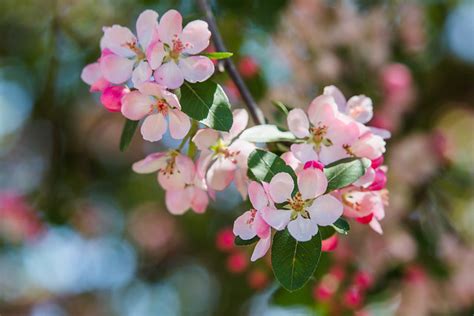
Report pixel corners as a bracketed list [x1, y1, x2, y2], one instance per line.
[0, 0, 473, 315]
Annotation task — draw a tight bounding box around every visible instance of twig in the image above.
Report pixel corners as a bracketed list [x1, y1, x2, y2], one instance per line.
[196, 0, 266, 125]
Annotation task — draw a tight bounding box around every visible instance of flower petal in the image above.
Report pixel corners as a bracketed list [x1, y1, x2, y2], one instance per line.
[81, 62, 102, 85]
[234, 168, 248, 200]
[290, 143, 318, 164]
[154, 62, 184, 89]
[121, 90, 153, 120]
[206, 158, 236, 191]
[191, 187, 208, 214]
[100, 86, 127, 112]
[225, 109, 248, 142]
[168, 109, 191, 139]
[251, 236, 271, 262]
[100, 54, 134, 84]
[181, 20, 211, 54]
[146, 40, 166, 70]
[261, 206, 292, 230]
[307, 95, 339, 126]
[233, 210, 257, 240]
[192, 129, 219, 151]
[140, 113, 167, 142]
[132, 152, 167, 173]
[323, 85, 347, 112]
[179, 56, 214, 83]
[101, 25, 136, 57]
[288, 215, 318, 242]
[158, 155, 193, 190]
[136, 9, 159, 50]
[287, 108, 310, 138]
[158, 9, 182, 45]
[248, 181, 268, 211]
[346, 95, 373, 123]
[131, 60, 152, 86]
[165, 188, 193, 215]
[297, 168, 327, 200]
[308, 194, 343, 226]
[269, 172, 294, 203]
[162, 90, 181, 109]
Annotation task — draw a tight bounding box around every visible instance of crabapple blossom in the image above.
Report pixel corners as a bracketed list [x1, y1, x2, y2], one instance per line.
[121, 82, 190, 142]
[152, 10, 214, 89]
[99, 10, 160, 85]
[165, 183, 209, 215]
[233, 181, 272, 261]
[262, 168, 343, 242]
[193, 109, 255, 197]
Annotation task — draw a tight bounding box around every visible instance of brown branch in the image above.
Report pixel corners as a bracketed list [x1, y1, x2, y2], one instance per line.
[196, 0, 266, 125]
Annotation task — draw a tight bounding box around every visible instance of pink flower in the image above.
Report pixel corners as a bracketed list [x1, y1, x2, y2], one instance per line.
[151, 10, 214, 89]
[132, 150, 195, 190]
[233, 181, 272, 261]
[262, 168, 343, 242]
[165, 184, 209, 215]
[193, 109, 255, 197]
[323, 85, 373, 124]
[100, 85, 129, 112]
[121, 82, 190, 142]
[100, 10, 160, 85]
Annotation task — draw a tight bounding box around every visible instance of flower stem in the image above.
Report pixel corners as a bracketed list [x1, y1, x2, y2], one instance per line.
[196, 0, 266, 126]
[177, 119, 199, 152]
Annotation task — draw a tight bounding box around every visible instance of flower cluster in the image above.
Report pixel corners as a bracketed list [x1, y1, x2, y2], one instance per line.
[81, 8, 390, 292]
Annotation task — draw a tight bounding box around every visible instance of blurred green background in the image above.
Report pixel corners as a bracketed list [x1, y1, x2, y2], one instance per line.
[0, 0, 473, 315]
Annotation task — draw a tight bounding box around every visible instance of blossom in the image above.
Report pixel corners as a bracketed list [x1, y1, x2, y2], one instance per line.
[132, 150, 195, 190]
[164, 172, 209, 215]
[152, 10, 214, 89]
[193, 109, 255, 197]
[233, 181, 272, 261]
[262, 168, 343, 242]
[121, 82, 190, 142]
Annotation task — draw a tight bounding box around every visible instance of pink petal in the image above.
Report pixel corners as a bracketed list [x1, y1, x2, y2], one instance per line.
[353, 167, 376, 188]
[81, 62, 102, 85]
[261, 206, 291, 230]
[351, 133, 386, 159]
[131, 60, 152, 86]
[308, 194, 343, 226]
[136, 9, 159, 50]
[288, 215, 318, 242]
[281, 151, 302, 171]
[346, 95, 373, 123]
[136, 81, 164, 97]
[269, 172, 294, 203]
[321, 234, 339, 252]
[146, 41, 166, 70]
[101, 25, 136, 57]
[234, 168, 248, 200]
[178, 56, 214, 83]
[224, 109, 249, 142]
[100, 86, 127, 112]
[206, 158, 236, 191]
[121, 90, 153, 120]
[323, 85, 347, 112]
[254, 212, 270, 239]
[250, 236, 271, 262]
[132, 152, 167, 173]
[158, 9, 183, 45]
[165, 188, 193, 215]
[100, 54, 134, 84]
[307, 95, 339, 127]
[297, 168, 327, 200]
[162, 90, 181, 109]
[290, 143, 318, 164]
[154, 62, 184, 89]
[168, 109, 191, 139]
[192, 129, 219, 151]
[181, 20, 211, 54]
[140, 113, 167, 142]
[287, 108, 310, 138]
[191, 187, 208, 213]
[228, 139, 256, 168]
[158, 155, 193, 190]
[233, 210, 257, 240]
[369, 127, 391, 139]
[248, 181, 268, 211]
[369, 218, 383, 234]
[90, 78, 110, 92]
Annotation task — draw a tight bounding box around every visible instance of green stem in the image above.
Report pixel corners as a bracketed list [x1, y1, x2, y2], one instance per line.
[177, 120, 199, 152]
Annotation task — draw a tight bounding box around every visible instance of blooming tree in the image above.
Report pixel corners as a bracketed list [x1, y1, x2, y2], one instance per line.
[81, 5, 390, 292]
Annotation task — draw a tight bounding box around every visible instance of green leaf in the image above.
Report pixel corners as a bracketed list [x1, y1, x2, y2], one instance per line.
[202, 52, 234, 59]
[247, 149, 296, 183]
[119, 119, 139, 151]
[171, 87, 181, 99]
[180, 81, 233, 132]
[319, 226, 336, 239]
[332, 218, 350, 235]
[239, 124, 296, 143]
[272, 230, 322, 292]
[234, 235, 259, 246]
[324, 157, 371, 192]
[271, 100, 290, 115]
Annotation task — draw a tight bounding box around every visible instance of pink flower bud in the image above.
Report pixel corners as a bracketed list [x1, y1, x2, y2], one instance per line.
[321, 234, 339, 252]
[100, 86, 128, 112]
[303, 160, 324, 171]
[371, 156, 384, 169]
[216, 227, 235, 252]
[343, 286, 364, 309]
[367, 169, 387, 191]
[227, 251, 248, 273]
[354, 271, 374, 290]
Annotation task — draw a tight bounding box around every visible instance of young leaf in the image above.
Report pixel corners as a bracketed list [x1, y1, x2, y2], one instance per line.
[324, 157, 371, 192]
[272, 229, 322, 292]
[234, 235, 259, 246]
[239, 124, 296, 143]
[271, 100, 290, 115]
[247, 149, 296, 183]
[332, 218, 350, 235]
[119, 119, 139, 151]
[180, 81, 233, 132]
[202, 52, 234, 60]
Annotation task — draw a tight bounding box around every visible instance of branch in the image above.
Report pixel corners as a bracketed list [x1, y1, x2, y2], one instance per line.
[197, 0, 266, 125]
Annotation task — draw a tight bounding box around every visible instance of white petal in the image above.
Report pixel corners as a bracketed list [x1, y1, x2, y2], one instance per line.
[140, 113, 167, 142]
[261, 206, 291, 230]
[131, 60, 152, 86]
[248, 181, 268, 211]
[233, 211, 257, 240]
[308, 194, 343, 226]
[168, 109, 191, 139]
[101, 25, 136, 57]
[132, 152, 167, 173]
[297, 168, 327, 200]
[251, 236, 271, 262]
[179, 56, 214, 83]
[181, 20, 211, 54]
[288, 215, 318, 242]
[269, 172, 294, 203]
[136, 9, 159, 50]
[158, 9, 182, 45]
[154, 62, 184, 89]
[323, 85, 347, 113]
[290, 143, 318, 164]
[287, 108, 310, 138]
[100, 54, 134, 84]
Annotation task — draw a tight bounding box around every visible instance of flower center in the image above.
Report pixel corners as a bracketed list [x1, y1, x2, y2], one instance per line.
[125, 41, 145, 60]
[160, 151, 179, 176]
[310, 125, 333, 149]
[287, 192, 311, 219]
[246, 209, 257, 225]
[210, 139, 240, 164]
[149, 99, 169, 115]
[343, 144, 355, 156]
[341, 192, 361, 212]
